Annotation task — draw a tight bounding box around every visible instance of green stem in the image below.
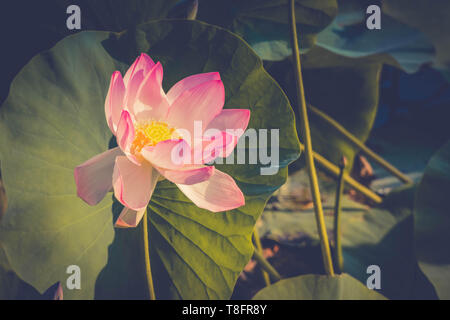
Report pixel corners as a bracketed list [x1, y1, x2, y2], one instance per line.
[252, 250, 282, 282]
[289, 0, 334, 276]
[299, 143, 383, 203]
[142, 210, 156, 300]
[333, 157, 346, 274]
[252, 229, 271, 286]
[307, 105, 412, 184]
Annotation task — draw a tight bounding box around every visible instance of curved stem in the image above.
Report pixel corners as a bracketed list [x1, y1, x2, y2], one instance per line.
[333, 157, 346, 274]
[289, 0, 334, 276]
[142, 210, 156, 300]
[252, 228, 271, 286]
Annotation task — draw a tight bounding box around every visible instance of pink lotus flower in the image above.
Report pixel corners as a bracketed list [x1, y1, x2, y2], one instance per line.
[74, 53, 250, 228]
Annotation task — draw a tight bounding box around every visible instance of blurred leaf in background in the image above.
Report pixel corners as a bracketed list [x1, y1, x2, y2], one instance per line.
[383, 0, 450, 81]
[316, 0, 435, 74]
[0, 168, 6, 222]
[259, 175, 438, 299]
[266, 47, 382, 171]
[252, 273, 386, 300]
[414, 140, 450, 299]
[197, 0, 338, 61]
[0, 0, 179, 104]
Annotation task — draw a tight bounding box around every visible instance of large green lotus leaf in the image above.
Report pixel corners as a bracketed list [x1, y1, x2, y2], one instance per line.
[197, 0, 337, 61]
[0, 31, 118, 300]
[383, 0, 450, 78]
[0, 0, 178, 105]
[316, 0, 434, 74]
[266, 46, 381, 170]
[259, 179, 437, 299]
[414, 140, 450, 299]
[0, 243, 54, 300]
[330, 0, 379, 27]
[252, 273, 386, 299]
[0, 20, 301, 299]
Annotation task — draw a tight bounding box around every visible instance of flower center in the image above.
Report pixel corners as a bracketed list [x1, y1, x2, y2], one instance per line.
[131, 121, 179, 155]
